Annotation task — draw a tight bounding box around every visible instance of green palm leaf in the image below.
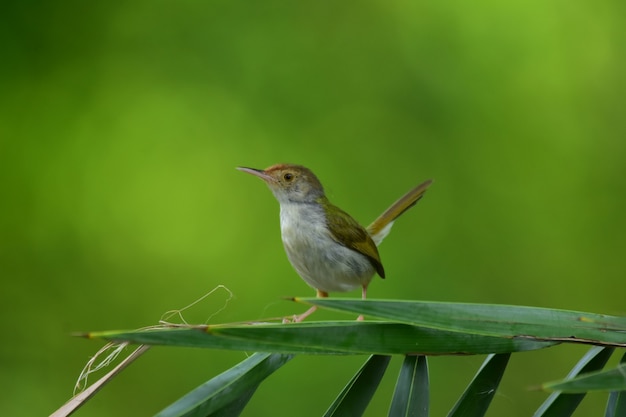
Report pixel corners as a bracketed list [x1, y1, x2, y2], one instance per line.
[296, 299, 626, 347]
[155, 352, 292, 417]
[324, 355, 391, 417]
[447, 353, 510, 417]
[533, 346, 614, 417]
[389, 355, 429, 417]
[87, 321, 553, 355]
[605, 351, 626, 417]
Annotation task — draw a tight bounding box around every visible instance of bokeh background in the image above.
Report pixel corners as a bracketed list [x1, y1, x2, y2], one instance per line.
[2, 1, 624, 416]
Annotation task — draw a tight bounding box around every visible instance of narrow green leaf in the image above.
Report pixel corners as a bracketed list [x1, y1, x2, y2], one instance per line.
[389, 355, 429, 417]
[543, 363, 626, 393]
[297, 299, 626, 347]
[447, 353, 510, 417]
[605, 390, 626, 417]
[89, 321, 554, 356]
[324, 355, 391, 417]
[154, 352, 292, 417]
[534, 346, 614, 417]
[605, 351, 626, 417]
[207, 387, 256, 417]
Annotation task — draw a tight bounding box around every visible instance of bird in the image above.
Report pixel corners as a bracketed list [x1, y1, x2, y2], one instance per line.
[237, 164, 432, 321]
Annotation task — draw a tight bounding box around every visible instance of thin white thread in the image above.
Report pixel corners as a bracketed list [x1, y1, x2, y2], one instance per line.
[159, 285, 234, 325]
[74, 285, 235, 394]
[74, 342, 128, 395]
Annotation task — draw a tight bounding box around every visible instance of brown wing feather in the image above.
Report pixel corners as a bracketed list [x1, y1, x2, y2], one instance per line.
[322, 200, 386, 278]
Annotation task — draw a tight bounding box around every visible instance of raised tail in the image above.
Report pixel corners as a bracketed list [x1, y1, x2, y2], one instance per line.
[367, 179, 433, 246]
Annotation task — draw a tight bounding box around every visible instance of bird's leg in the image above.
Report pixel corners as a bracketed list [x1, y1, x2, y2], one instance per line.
[290, 289, 328, 323]
[357, 285, 368, 321]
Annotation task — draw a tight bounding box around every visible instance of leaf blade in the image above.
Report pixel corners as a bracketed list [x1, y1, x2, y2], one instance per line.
[389, 355, 429, 417]
[447, 353, 510, 417]
[297, 299, 626, 347]
[605, 351, 626, 417]
[324, 355, 391, 417]
[154, 352, 293, 417]
[543, 363, 626, 393]
[534, 346, 614, 417]
[88, 321, 554, 356]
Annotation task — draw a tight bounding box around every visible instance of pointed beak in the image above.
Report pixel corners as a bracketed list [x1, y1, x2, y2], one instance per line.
[236, 166, 276, 183]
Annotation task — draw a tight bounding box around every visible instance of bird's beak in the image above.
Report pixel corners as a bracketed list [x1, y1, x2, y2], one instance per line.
[236, 166, 275, 183]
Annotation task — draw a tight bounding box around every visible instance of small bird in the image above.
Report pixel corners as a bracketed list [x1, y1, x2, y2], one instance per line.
[237, 164, 432, 322]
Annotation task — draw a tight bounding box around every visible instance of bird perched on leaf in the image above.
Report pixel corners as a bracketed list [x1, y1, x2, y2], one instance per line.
[238, 164, 432, 321]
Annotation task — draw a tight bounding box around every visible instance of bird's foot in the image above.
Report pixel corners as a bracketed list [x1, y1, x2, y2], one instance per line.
[282, 305, 318, 323]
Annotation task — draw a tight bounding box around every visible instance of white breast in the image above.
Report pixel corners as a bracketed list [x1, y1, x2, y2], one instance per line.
[279, 202, 376, 293]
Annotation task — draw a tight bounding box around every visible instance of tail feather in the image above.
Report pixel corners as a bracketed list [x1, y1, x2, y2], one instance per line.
[367, 179, 433, 245]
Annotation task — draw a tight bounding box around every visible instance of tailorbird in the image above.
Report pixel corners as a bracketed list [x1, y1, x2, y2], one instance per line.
[238, 164, 432, 321]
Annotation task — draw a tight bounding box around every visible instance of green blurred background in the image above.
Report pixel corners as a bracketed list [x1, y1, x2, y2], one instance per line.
[1, 1, 624, 416]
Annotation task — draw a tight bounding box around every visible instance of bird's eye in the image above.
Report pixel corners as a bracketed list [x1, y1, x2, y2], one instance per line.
[283, 173, 293, 181]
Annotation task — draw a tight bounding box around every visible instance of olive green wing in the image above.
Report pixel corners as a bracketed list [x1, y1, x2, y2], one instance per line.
[323, 201, 385, 278]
